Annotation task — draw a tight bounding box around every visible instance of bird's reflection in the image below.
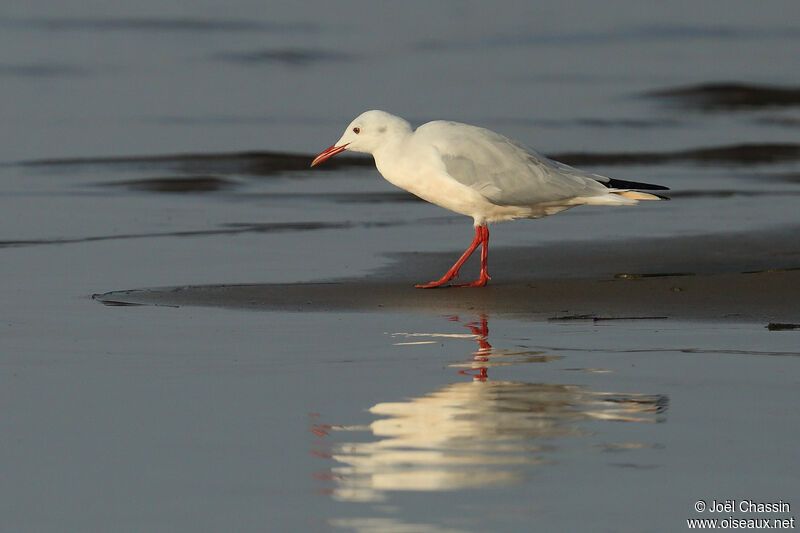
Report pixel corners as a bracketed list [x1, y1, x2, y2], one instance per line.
[312, 315, 667, 503]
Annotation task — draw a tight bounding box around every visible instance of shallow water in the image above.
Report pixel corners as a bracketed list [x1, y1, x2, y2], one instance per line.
[2, 2, 800, 532]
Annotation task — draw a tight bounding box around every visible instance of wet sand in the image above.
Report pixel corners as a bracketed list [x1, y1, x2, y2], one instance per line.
[94, 271, 800, 322]
[94, 225, 800, 323]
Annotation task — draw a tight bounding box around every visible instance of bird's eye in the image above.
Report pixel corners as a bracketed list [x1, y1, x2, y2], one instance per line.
[352, 127, 360, 134]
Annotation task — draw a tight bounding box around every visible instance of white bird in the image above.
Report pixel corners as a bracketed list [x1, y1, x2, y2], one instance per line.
[311, 110, 668, 288]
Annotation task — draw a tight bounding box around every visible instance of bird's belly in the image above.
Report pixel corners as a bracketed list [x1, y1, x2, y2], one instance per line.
[379, 167, 535, 222]
[381, 169, 474, 212]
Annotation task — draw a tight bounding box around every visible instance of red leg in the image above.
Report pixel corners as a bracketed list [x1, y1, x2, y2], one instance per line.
[452, 225, 490, 287]
[415, 225, 491, 288]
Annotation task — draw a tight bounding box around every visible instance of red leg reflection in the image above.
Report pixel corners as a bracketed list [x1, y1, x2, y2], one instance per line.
[457, 314, 491, 381]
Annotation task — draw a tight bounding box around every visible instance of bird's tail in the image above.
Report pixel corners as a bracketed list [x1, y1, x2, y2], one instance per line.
[573, 176, 670, 206]
[613, 190, 670, 201]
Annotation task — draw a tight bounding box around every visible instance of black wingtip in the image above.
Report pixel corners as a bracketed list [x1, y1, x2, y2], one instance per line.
[604, 178, 670, 191]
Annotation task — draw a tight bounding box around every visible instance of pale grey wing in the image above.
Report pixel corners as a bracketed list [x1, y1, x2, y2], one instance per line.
[421, 121, 609, 206]
[441, 151, 611, 206]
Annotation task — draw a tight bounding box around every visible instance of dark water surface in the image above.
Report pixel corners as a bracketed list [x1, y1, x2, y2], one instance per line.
[2, 2, 799, 532]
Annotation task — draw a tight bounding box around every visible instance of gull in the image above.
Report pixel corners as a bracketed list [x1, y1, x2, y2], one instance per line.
[311, 110, 668, 288]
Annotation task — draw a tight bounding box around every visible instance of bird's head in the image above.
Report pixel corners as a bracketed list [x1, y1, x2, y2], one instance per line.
[311, 110, 411, 166]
